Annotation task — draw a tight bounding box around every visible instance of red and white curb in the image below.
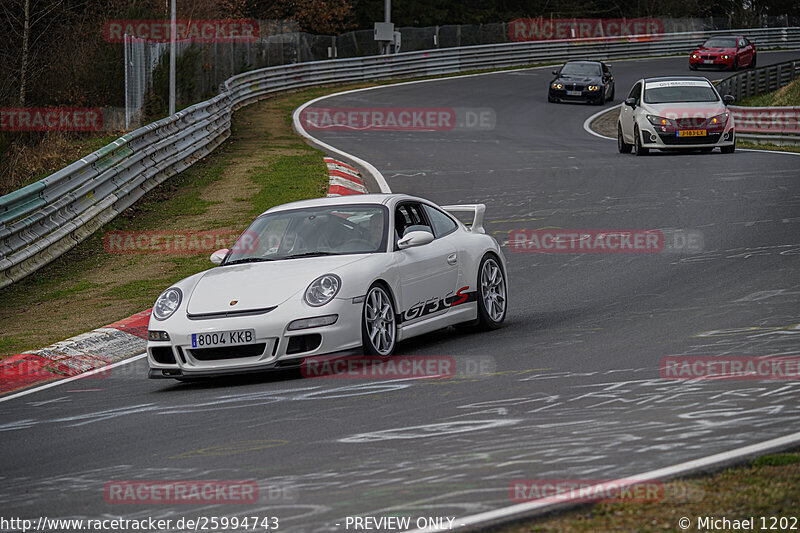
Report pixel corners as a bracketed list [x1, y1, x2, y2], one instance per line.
[0, 309, 150, 395]
[325, 157, 368, 196]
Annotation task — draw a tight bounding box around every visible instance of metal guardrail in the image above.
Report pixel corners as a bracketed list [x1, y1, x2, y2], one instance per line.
[716, 58, 800, 100]
[715, 58, 800, 144]
[2, 26, 800, 288]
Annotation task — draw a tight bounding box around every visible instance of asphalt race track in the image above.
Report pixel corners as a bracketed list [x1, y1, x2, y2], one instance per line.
[1, 52, 800, 532]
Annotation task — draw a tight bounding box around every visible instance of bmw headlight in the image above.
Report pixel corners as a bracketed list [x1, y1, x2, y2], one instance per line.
[153, 287, 182, 321]
[691, 53, 699, 59]
[305, 274, 341, 307]
[646, 114, 674, 127]
[722, 54, 731, 59]
[552, 83, 563, 89]
[588, 85, 599, 91]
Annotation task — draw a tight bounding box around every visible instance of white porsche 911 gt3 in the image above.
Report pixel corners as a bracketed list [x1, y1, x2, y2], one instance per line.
[617, 76, 736, 155]
[147, 194, 508, 379]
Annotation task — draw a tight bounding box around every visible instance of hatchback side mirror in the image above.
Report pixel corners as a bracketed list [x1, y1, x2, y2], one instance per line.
[723, 94, 735, 105]
[624, 97, 637, 108]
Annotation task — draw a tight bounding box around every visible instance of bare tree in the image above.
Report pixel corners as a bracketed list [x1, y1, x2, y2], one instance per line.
[0, 0, 64, 106]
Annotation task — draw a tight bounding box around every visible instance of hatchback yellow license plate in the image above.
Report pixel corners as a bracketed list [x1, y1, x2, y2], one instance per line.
[677, 130, 707, 137]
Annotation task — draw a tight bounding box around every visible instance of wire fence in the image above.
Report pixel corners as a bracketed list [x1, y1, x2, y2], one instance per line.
[123, 16, 795, 127]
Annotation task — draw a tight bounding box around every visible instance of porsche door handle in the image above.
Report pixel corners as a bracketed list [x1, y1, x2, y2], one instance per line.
[447, 253, 458, 265]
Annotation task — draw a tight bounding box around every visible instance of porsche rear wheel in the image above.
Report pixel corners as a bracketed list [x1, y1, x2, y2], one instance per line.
[362, 284, 396, 356]
[477, 255, 506, 330]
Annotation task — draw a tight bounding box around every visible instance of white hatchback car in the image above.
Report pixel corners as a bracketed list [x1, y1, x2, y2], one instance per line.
[618, 76, 736, 155]
[146, 194, 508, 380]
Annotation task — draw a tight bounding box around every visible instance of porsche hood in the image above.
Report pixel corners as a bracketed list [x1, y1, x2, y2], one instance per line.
[185, 255, 367, 315]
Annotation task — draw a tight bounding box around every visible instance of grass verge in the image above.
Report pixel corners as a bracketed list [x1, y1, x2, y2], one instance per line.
[738, 77, 800, 107]
[498, 450, 800, 533]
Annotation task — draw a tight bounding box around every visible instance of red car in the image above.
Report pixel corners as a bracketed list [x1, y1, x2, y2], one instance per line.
[689, 35, 756, 71]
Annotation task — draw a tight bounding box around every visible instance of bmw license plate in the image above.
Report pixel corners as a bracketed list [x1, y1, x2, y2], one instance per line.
[703, 60, 714, 64]
[677, 130, 707, 137]
[566, 90, 582, 96]
[191, 329, 255, 348]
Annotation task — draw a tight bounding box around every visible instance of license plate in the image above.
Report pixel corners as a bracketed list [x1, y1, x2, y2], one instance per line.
[566, 90, 582, 96]
[191, 329, 255, 348]
[703, 60, 714, 64]
[677, 130, 707, 137]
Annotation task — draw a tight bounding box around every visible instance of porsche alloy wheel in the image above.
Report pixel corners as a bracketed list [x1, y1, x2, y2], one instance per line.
[477, 255, 506, 329]
[362, 284, 396, 356]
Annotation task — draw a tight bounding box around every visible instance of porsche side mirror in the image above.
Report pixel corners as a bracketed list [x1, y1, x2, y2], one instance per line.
[624, 97, 637, 108]
[210, 248, 229, 264]
[397, 231, 434, 249]
[723, 94, 735, 105]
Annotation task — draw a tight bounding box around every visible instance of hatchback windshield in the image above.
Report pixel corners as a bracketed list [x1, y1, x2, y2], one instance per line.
[560, 62, 602, 76]
[644, 82, 719, 104]
[224, 205, 389, 264]
[702, 37, 737, 48]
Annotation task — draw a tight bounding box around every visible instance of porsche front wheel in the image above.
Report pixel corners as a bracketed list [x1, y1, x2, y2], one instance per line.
[362, 284, 396, 356]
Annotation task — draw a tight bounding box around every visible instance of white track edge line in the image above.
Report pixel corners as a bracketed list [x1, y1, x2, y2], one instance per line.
[294, 94, 392, 194]
[0, 353, 147, 404]
[583, 103, 620, 140]
[407, 429, 800, 532]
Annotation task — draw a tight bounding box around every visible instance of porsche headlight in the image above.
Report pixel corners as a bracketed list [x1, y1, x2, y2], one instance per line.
[552, 83, 563, 89]
[153, 287, 182, 321]
[646, 115, 674, 127]
[305, 274, 341, 307]
[709, 112, 729, 126]
[588, 85, 600, 91]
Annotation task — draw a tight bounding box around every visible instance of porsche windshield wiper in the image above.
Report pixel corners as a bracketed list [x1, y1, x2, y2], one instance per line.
[224, 257, 273, 265]
[282, 251, 339, 259]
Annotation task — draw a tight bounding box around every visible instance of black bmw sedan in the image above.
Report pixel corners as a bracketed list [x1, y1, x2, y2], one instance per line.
[548, 60, 615, 105]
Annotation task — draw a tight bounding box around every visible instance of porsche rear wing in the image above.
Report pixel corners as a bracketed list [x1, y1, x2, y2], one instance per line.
[441, 204, 486, 234]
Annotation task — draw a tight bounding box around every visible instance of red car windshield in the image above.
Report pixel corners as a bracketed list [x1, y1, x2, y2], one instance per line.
[702, 37, 738, 48]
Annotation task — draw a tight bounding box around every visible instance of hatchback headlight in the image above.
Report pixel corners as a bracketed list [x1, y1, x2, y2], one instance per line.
[552, 83, 563, 89]
[305, 274, 341, 307]
[708, 112, 729, 126]
[646, 115, 674, 127]
[153, 288, 182, 321]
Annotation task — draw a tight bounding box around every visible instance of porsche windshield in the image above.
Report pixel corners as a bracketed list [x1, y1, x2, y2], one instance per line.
[644, 83, 719, 104]
[225, 205, 389, 264]
[560, 63, 602, 76]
